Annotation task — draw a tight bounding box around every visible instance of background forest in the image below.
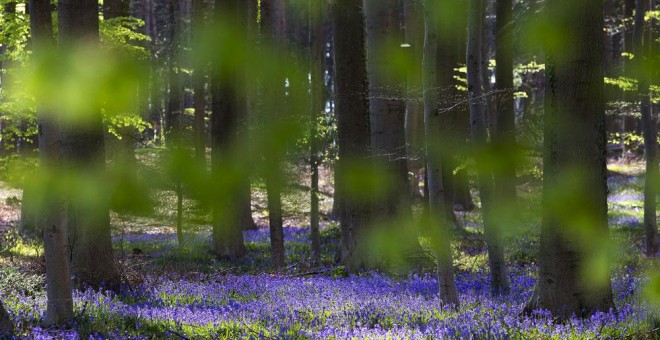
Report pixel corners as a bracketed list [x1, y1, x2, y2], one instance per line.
[0, 0, 659, 338]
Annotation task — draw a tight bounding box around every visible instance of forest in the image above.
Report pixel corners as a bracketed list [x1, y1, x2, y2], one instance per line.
[0, 0, 658, 338]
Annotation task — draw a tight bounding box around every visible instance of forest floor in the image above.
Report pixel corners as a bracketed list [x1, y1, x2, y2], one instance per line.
[0, 155, 658, 339]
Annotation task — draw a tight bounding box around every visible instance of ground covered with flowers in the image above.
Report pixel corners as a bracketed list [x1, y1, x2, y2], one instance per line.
[0, 161, 658, 339]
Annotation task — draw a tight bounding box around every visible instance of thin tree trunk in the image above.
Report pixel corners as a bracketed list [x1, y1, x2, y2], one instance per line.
[404, 0, 425, 198]
[332, 0, 372, 272]
[309, 0, 324, 267]
[524, 0, 614, 319]
[192, 0, 206, 164]
[261, 0, 287, 269]
[634, 0, 659, 256]
[467, 0, 509, 295]
[0, 300, 11, 334]
[422, 0, 459, 307]
[494, 0, 517, 206]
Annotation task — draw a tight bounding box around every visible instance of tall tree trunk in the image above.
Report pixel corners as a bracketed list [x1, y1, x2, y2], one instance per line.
[309, 0, 325, 267]
[210, 0, 247, 259]
[0, 300, 11, 334]
[192, 0, 207, 164]
[103, 0, 129, 19]
[364, 0, 411, 219]
[237, 0, 256, 231]
[634, 0, 659, 256]
[30, 0, 74, 326]
[332, 0, 372, 272]
[493, 0, 517, 209]
[467, 0, 509, 295]
[261, 0, 287, 269]
[524, 0, 614, 319]
[58, 0, 119, 290]
[404, 0, 425, 198]
[422, 0, 459, 307]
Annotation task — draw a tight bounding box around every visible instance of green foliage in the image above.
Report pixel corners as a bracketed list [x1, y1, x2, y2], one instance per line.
[605, 76, 638, 92]
[607, 132, 644, 153]
[100, 17, 151, 60]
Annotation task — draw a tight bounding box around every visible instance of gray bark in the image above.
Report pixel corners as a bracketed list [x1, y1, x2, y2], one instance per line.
[58, 0, 119, 289]
[210, 0, 247, 259]
[634, 0, 659, 256]
[332, 0, 372, 272]
[467, 0, 509, 295]
[422, 0, 459, 307]
[309, 0, 325, 267]
[404, 0, 425, 197]
[0, 300, 11, 334]
[524, 0, 614, 319]
[261, 0, 287, 269]
[365, 0, 411, 219]
[30, 0, 74, 325]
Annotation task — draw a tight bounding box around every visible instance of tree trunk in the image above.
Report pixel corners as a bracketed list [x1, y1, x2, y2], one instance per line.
[332, 0, 372, 273]
[30, 0, 74, 326]
[493, 0, 517, 210]
[422, 0, 459, 307]
[365, 0, 411, 219]
[467, 0, 509, 295]
[634, 0, 659, 256]
[524, 0, 614, 319]
[404, 0, 425, 198]
[309, 0, 325, 267]
[210, 0, 247, 259]
[103, 0, 129, 19]
[192, 0, 206, 164]
[58, 0, 119, 290]
[261, 0, 287, 269]
[0, 300, 11, 335]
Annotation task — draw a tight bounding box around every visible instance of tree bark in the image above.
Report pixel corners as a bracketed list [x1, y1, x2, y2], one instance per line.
[58, 0, 119, 290]
[260, 0, 287, 269]
[332, 0, 372, 273]
[493, 0, 517, 209]
[404, 0, 425, 198]
[30, 0, 74, 326]
[309, 0, 325, 267]
[634, 0, 659, 256]
[0, 300, 11, 335]
[524, 0, 614, 319]
[103, 0, 129, 19]
[467, 0, 509, 295]
[422, 0, 459, 307]
[210, 0, 247, 259]
[365, 0, 411, 219]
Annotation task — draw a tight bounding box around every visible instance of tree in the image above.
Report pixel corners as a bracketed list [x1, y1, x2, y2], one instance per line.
[332, 0, 372, 272]
[403, 0, 425, 199]
[261, 0, 287, 269]
[524, 0, 614, 318]
[364, 0, 411, 219]
[192, 0, 207, 164]
[103, 0, 129, 20]
[58, 0, 119, 289]
[0, 300, 11, 334]
[493, 0, 517, 212]
[467, 0, 509, 294]
[633, 0, 659, 256]
[210, 0, 247, 259]
[309, 0, 325, 267]
[30, 0, 74, 325]
[422, 0, 459, 306]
